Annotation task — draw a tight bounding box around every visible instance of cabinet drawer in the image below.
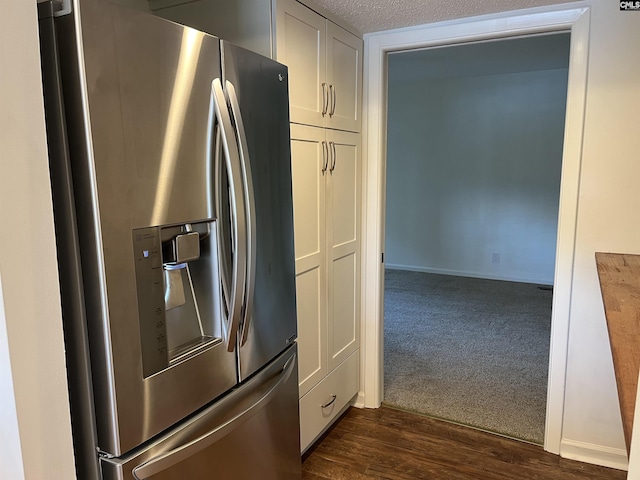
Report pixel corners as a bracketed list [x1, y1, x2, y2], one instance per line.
[299, 350, 359, 452]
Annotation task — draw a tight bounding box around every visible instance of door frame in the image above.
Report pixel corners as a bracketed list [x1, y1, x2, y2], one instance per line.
[359, 3, 590, 454]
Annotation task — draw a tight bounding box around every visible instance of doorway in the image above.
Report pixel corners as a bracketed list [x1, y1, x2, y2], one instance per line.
[359, 6, 590, 454]
[382, 34, 570, 444]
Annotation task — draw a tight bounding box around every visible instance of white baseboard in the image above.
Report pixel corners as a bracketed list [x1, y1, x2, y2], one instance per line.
[385, 263, 553, 286]
[560, 438, 628, 471]
[352, 392, 366, 409]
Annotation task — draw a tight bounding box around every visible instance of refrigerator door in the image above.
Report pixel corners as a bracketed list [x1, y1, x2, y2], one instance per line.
[100, 345, 301, 480]
[53, 1, 237, 456]
[221, 42, 298, 380]
[37, 4, 101, 478]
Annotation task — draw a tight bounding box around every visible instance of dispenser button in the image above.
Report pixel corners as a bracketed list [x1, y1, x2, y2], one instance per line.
[173, 232, 200, 263]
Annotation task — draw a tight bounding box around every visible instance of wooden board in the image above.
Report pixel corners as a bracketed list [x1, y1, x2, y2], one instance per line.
[595, 252, 640, 455]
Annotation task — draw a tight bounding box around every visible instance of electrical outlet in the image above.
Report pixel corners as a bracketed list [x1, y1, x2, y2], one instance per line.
[492, 252, 500, 264]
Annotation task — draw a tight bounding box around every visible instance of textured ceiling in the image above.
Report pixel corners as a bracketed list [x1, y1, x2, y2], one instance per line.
[310, 0, 576, 34]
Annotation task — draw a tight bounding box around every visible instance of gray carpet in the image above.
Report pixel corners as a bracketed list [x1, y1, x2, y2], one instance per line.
[383, 270, 552, 444]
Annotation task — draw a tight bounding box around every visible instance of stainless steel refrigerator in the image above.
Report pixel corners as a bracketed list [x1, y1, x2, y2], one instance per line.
[38, 0, 301, 478]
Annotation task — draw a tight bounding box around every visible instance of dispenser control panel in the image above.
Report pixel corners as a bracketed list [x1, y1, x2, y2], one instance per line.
[133, 227, 168, 377]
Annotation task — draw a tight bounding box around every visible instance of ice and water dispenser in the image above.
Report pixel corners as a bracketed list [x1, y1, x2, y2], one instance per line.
[133, 220, 223, 378]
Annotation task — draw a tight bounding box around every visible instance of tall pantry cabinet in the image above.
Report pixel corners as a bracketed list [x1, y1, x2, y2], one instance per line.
[289, 125, 360, 451]
[275, 0, 363, 452]
[149, 0, 363, 453]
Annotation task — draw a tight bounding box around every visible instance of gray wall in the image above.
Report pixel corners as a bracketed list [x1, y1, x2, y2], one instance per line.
[385, 62, 569, 285]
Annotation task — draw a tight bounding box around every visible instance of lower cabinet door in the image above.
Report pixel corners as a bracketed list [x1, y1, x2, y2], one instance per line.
[326, 129, 361, 372]
[299, 350, 359, 452]
[290, 124, 328, 398]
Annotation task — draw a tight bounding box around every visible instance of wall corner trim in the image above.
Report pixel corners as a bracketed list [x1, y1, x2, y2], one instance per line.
[361, 1, 591, 458]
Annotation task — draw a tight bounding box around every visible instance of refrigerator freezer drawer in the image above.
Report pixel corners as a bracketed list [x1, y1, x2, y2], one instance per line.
[101, 345, 301, 480]
[299, 349, 359, 452]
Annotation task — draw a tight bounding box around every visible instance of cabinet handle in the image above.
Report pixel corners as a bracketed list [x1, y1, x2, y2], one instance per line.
[321, 141, 328, 175]
[321, 395, 337, 409]
[329, 141, 336, 173]
[329, 84, 336, 116]
[321, 83, 329, 116]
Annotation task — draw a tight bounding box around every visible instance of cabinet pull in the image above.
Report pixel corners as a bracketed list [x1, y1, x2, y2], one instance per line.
[321, 141, 328, 175]
[321, 395, 337, 409]
[329, 141, 336, 173]
[329, 84, 336, 116]
[321, 83, 329, 116]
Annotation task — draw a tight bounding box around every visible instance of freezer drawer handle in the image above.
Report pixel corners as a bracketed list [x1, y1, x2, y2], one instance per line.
[131, 354, 296, 480]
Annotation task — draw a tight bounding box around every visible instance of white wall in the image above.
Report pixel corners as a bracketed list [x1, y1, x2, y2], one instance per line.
[0, 276, 25, 480]
[560, 1, 640, 465]
[385, 65, 568, 285]
[0, 2, 76, 479]
[364, 1, 640, 470]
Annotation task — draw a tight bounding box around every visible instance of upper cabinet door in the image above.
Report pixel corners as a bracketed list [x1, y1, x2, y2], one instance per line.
[275, 0, 362, 132]
[326, 23, 362, 133]
[275, 0, 327, 128]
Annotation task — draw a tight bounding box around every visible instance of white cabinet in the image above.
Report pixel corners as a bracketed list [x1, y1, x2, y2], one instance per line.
[290, 124, 360, 451]
[298, 350, 358, 451]
[283, 3, 363, 451]
[275, 0, 362, 132]
[291, 125, 327, 396]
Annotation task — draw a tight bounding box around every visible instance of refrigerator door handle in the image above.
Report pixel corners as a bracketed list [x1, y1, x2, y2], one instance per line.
[224, 80, 256, 347]
[211, 78, 247, 352]
[131, 354, 297, 480]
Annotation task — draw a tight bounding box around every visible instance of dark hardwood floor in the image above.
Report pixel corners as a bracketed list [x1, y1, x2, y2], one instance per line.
[301, 407, 626, 480]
